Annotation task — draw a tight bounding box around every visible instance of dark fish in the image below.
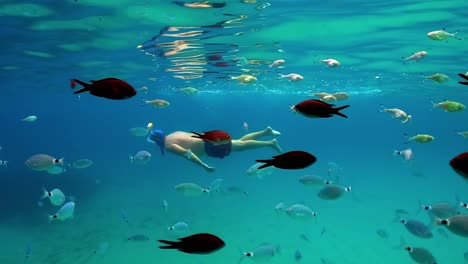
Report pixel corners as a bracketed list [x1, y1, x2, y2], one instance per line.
[321, 258, 334, 264]
[395, 209, 409, 215]
[225, 186, 248, 195]
[71, 78, 136, 100]
[400, 219, 433, 239]
[458, 73, 468, 85]
[404, 246, 437, 264]
[320, 227, 327, 237]
[25, 242, 32, 263]
[120, 209, 129, 223]
[128, 234, 150, 241]
[376, 228, 389, 239]
[294, 250, 302, 262]
[299, 234, 310, 242]
[213, 62, 231, 67]
[450, 152, 468, 179]
[191, 130, 231, 144]
[158, 233, 225, 254]
[291, 99, 350, 118]
[256, 151, 317, 170]
[207, 54, 222, 60]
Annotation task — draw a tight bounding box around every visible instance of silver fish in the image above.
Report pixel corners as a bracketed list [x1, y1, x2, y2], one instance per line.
[400, 219, 433, 239]
[241, 243, 280, 263]
[317, 184, 351, 200]
[404, 246, 437, 264]
[298, 175, 330, 186]
[419, 201, 458, 219]
[436, 215, 468, 237]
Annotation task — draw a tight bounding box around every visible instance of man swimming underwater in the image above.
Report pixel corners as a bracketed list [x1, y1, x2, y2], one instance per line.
[147, 125, 282, 172]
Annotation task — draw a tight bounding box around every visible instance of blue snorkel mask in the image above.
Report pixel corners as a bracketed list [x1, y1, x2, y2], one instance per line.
[147, 129, 166, 155]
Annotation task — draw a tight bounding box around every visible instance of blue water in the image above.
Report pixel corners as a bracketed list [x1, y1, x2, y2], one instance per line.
[1, 1, 467, 263]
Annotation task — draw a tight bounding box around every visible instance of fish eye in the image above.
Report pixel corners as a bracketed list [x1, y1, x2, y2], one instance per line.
[53, 215, 57, 218]
[246, 252, 252, 257]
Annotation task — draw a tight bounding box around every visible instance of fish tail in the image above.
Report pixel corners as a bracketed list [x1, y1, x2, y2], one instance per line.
[333, 105, 350, 118]
[157, 240, 178, 249]
[237, 247, 246, 264]
[458, 73, 468, 85]
[48, 215, 55, 223]
[71, 79, 91, 94]
[255, 159, 273, 169]
[140, 99, 147, 106]
[402, 133, 410, 144]
[379, 104, 385, 112]
[459, 73, 468, 80]
[288, 104, 296, 113]
[41, 187, 48, 200]
[276, 73, 285, 80]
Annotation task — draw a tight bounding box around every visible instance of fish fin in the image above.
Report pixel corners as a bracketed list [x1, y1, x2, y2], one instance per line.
[157, 240, 179, 249]
[391, 235, 406, 250]
[458, 73, 468, 80]
[415, 200, 423, 215]
[459, 81, 468, 85]
[71, 79, 91, 94]
[333, 105, 350, 118]
[255, 159, 273, 169]
[73, 86, 91, 94]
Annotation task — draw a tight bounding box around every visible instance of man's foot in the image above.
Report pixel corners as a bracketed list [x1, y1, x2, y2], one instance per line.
[271, 139, 282, 153]
[204, 165, 216, 172]
[265, 126, 281, 136]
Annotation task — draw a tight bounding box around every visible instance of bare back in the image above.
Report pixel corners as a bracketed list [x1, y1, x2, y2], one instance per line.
[165, 131, 205, 156]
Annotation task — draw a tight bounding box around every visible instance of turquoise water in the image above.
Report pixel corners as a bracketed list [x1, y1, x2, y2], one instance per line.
[1, 0, 467, 263]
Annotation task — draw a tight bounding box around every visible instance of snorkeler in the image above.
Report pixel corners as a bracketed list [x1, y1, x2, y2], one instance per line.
[147, 125, 282, 172]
